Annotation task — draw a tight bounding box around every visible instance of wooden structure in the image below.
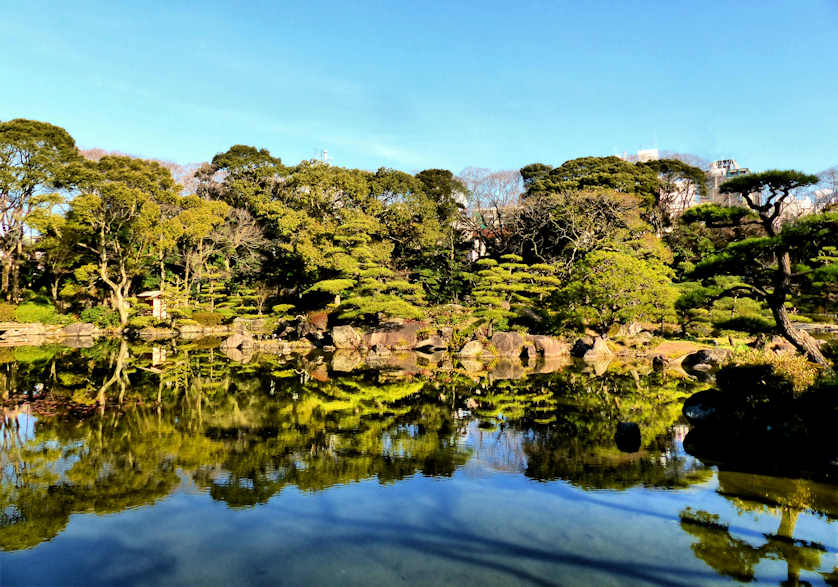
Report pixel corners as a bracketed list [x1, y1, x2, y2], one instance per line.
[137, 290, 167, 319]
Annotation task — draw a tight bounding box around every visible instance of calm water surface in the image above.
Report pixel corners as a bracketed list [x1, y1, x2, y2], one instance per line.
[0, 341, 835, 585]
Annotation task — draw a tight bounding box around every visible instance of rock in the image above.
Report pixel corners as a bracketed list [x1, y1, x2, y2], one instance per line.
[615, 422, 641, 453]
[651, 355, 668, 371]
[366, 321, 425, 349]
[220, 333, 254, 351]
[532, 356, 570, 374]
[223, 346, 254, 363]
[583, 337, 612, 361]
[457, 340, 484, 357]
[521, 343, 537, 361]
[61, 322, 98, 337]
[331, 325, 364, 349]
[138, 327, 174, 342]
[299, 311, 329, 339]
[527, 335, 570, 357]
[460, 359, 485, 373]
[682, 390, 726, 425]
[415, 335, 447, 350]
[489, 359, 525, 381]
[232, 317, 268, 334]
[439, 327, 454, 342]
[681, 348, 729, 371]
[763, 335, 797, 355]
[589, 357, 612, 376]
[626, 322, 644, 336]
[490, 331, 525, 356]
[571, 335, 595, 358]
[331, 350, 363, 372]
[368, 344, 392, 358]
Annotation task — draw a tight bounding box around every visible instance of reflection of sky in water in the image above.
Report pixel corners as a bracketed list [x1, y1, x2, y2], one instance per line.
[0, 345, 836, 586]
[1, 421, 835, 585]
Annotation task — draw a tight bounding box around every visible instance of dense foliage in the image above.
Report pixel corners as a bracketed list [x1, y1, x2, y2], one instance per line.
[0, 118, 835, 363]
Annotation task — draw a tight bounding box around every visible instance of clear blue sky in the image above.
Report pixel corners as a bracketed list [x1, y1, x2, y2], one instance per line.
[2, 0, 836, 174]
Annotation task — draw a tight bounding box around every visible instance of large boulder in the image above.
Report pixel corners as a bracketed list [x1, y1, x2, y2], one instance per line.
[366, 321, 425, 349]
[490, 332, 525, 356]
[331, 325, 364, 349]
[570, 336, 596, 358]
[489, 359, 525, 381]
[457, 340, 484, 357]
[299, 311, 329, 339]
[61, 322, 99, 337]
[220, 333, 255, 351]
[681, 348, 729, 371]
[583, 337, 613, 361]
[527, 335, 570, 357]
[331, 350, 363, 372]
[614, 422, 641, 453]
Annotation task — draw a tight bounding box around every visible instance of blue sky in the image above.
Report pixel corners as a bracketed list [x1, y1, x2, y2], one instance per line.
[1, 0, 836, 174]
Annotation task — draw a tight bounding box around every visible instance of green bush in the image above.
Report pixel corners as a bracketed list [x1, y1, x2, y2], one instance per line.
[192, 311, 225, 327]
[168, 307, 192, 319]
[80, 305, 120, 328]
[15, 302, 60, 324]
[724, 347, 822, 394]
[714, 316, 775, 335]
[0, 303, 16, 322]
[127, 315, 156, 329]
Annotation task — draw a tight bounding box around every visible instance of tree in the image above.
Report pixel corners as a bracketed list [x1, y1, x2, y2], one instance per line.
[639, 159, 708, 231]
[521, 156, 660, 208]
[0, 119, 82, 299]
[415, 169, 468, 226]
[559, 250, 678, 335]
[71, 156, 180, 326]
[471, 254, 561, 332]
[499, 189, 653, 271]
[689, 170, 830, 364]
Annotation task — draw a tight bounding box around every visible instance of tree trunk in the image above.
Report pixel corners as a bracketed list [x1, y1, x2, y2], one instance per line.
[770, 247, 828, 365]
[113, 291, 129, 327]
[772, 304, 826, 365]
[10, 237, 22, 301]
[1, 254, 10, 300]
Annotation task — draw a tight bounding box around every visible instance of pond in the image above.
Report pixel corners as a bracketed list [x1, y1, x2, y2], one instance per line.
[0, 340, 835, 585]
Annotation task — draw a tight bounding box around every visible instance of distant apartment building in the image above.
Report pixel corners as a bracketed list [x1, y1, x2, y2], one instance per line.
[708, 159, 752, 205]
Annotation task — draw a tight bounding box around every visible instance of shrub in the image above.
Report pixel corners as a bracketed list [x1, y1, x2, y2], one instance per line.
[713, 316, 774, 335]
[80, 305, 120, 328]
[0, 303, 16, 322]
[127, 316, 155, 329]
[724, 347, 822, 394]
[192, 311, 225, 327]
[15, 302, 60, 324]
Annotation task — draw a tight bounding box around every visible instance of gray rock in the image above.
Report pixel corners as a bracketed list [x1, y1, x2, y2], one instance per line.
[527, 335, 570, 357]
[491, 331, 525, 356]
[681, 348, 729, 370]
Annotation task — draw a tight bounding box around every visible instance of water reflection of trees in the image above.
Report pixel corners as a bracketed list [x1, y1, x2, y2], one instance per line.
[0, 342, 763, 552]
[680, 470, 838, 584]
